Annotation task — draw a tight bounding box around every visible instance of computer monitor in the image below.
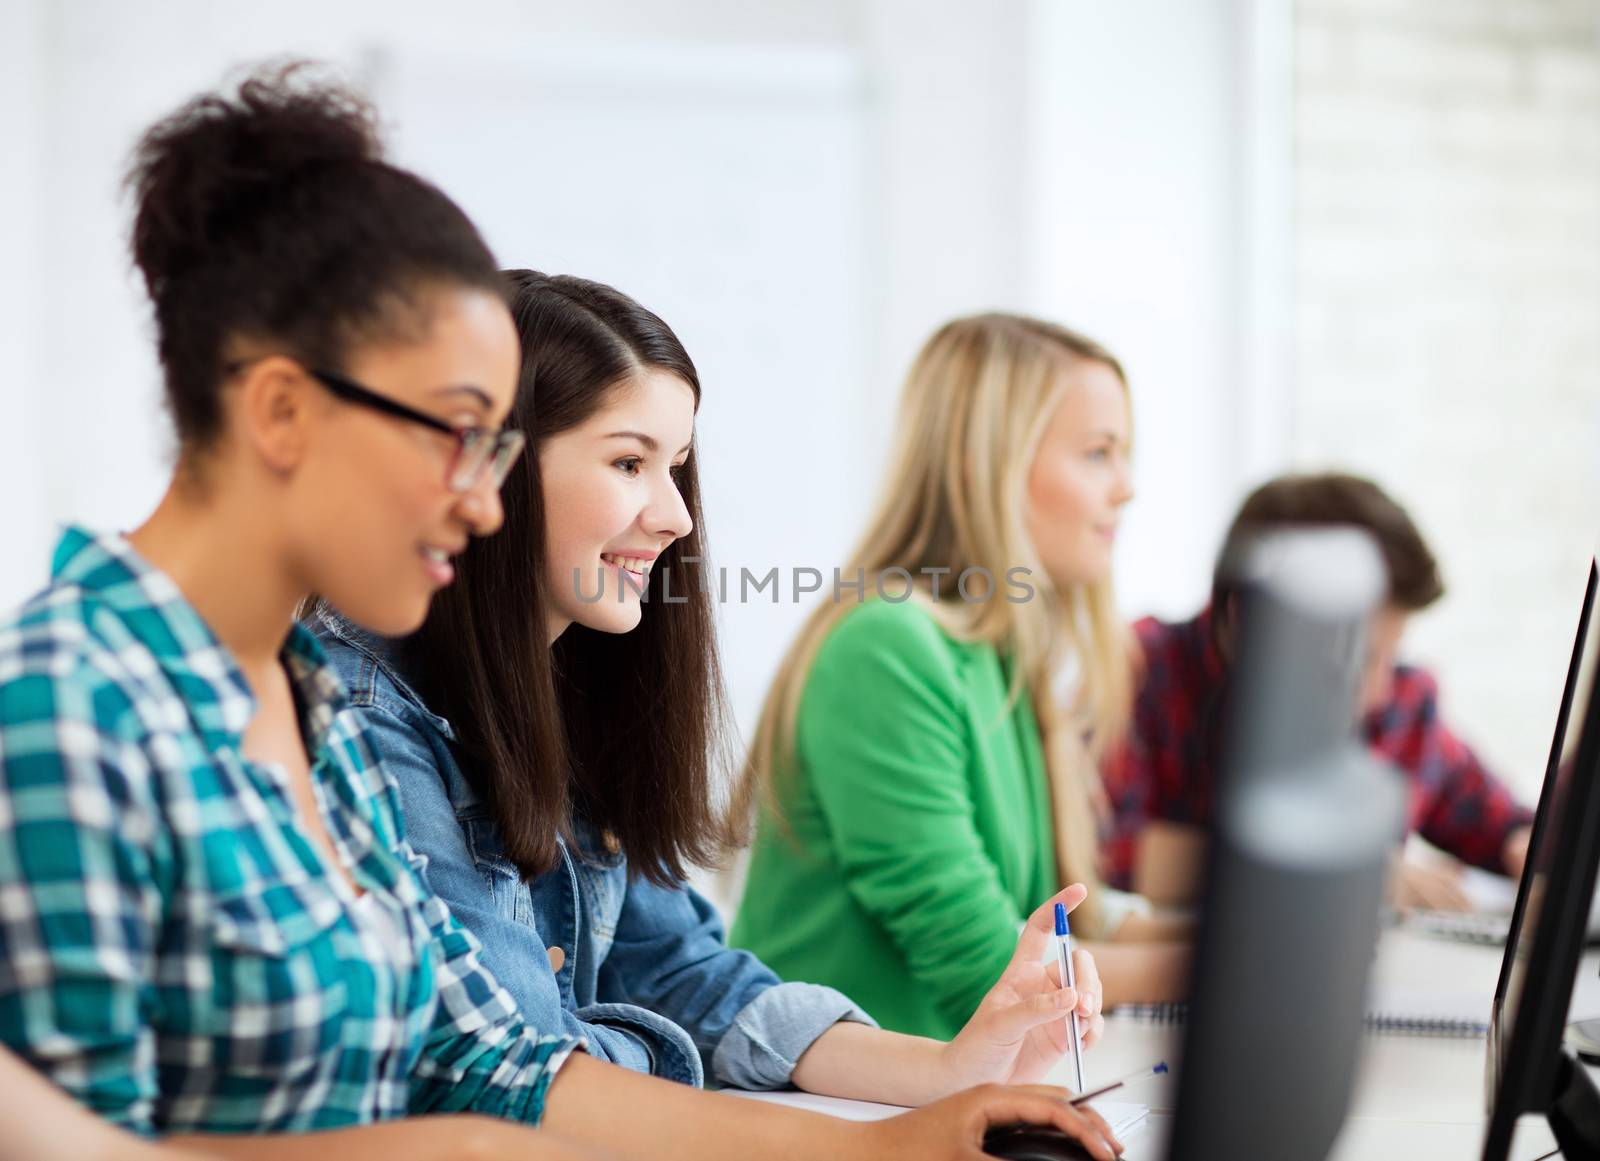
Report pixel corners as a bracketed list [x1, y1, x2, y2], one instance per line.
[1168, 528, 1407, 1161]
[1482, 558, 1600, 1161]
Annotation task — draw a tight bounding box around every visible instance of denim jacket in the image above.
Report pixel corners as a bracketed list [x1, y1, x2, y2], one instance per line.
[310, 610, 873, 1088]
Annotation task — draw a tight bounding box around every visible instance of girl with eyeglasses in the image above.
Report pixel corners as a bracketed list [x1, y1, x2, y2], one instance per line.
[0, 65, 1119, 1161]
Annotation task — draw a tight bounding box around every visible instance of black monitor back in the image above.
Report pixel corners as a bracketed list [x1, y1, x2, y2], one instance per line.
[1168, 528, 1408, 1161]
[1482, 559, 1600, 1161]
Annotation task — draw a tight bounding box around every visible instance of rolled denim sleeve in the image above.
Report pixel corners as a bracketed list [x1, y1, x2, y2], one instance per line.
[601, 876, 874, 1090]
[711, 981, 876, 1090]
[574, 1001, 704, 1086]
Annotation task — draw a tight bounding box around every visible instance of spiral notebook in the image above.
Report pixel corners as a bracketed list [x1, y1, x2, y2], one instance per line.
[1113, 985, 1489, 1039]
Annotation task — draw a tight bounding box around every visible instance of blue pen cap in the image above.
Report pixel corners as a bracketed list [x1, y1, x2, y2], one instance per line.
[1054, 901, 1070, 937]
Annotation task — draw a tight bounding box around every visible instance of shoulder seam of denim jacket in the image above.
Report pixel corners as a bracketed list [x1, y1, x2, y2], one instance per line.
[312, 607, 456, 740]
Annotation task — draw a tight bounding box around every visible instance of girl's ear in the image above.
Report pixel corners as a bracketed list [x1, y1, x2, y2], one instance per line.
[237, 356, 320, 476]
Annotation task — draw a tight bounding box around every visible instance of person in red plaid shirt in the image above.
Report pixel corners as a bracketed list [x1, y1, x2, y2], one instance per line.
[1101, 473, 1535, 911]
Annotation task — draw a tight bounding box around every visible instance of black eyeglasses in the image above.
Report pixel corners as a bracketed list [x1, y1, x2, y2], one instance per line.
[307, 367, 525, 494]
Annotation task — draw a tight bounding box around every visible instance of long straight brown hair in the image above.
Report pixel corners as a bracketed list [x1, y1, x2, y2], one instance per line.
[400, 270, 733, 885]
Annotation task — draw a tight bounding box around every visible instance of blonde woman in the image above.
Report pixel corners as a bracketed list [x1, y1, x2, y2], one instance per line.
[730, 314, 1189, 1039]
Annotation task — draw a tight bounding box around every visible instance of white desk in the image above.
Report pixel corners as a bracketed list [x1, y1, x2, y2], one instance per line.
[1080, 928, 1600, 1160]
[734, 927, 1600, 1158]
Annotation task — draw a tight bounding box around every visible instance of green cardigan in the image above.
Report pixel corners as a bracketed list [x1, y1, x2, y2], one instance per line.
[730, 598, 1058, 1040]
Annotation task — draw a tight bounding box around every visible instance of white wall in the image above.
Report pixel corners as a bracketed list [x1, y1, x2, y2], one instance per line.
[0, 1, 51, 581]
[0, 0, 862, 615]
[1, 1, 1271, 748]
[1293, 0, 1600, 798]
[1023, 0, 1281, 621]
[1, 0, 1122, 745]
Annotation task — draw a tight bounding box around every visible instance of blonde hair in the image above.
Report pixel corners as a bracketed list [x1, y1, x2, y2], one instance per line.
[734, 313, 1133, 937]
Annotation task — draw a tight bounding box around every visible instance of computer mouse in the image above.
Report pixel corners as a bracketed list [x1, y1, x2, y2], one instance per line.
[981, 1124, 1103, 1160]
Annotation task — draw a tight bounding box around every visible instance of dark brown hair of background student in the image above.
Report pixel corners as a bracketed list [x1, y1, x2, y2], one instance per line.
[1210, 472, 1446, 623]
[127, 60, 505, 455]
[400, 270, 735, 884]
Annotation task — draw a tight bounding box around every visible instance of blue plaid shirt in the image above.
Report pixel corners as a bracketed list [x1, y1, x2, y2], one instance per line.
[0, 527, 580, 1136]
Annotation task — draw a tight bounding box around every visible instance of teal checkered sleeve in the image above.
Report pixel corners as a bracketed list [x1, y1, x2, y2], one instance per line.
[0, 649, 167, 1132]
[0, 527, 581, 1135]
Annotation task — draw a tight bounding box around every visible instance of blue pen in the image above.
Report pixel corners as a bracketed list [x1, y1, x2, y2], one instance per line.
[1054, 901, 1086, 1094]
[1070, 1061, 1169, 1106]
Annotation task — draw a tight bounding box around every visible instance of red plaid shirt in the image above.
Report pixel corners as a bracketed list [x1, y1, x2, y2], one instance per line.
[1100, 608, 1535, 889]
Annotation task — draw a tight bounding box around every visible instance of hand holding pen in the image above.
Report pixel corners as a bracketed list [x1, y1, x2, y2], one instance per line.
[935, 884, 1106, 1095]
[1055, 901, 1087, 1094]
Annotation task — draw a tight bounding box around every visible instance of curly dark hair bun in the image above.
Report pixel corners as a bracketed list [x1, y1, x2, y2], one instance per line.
[126, 61, 502, 448]
[129, 63, 380, 294]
